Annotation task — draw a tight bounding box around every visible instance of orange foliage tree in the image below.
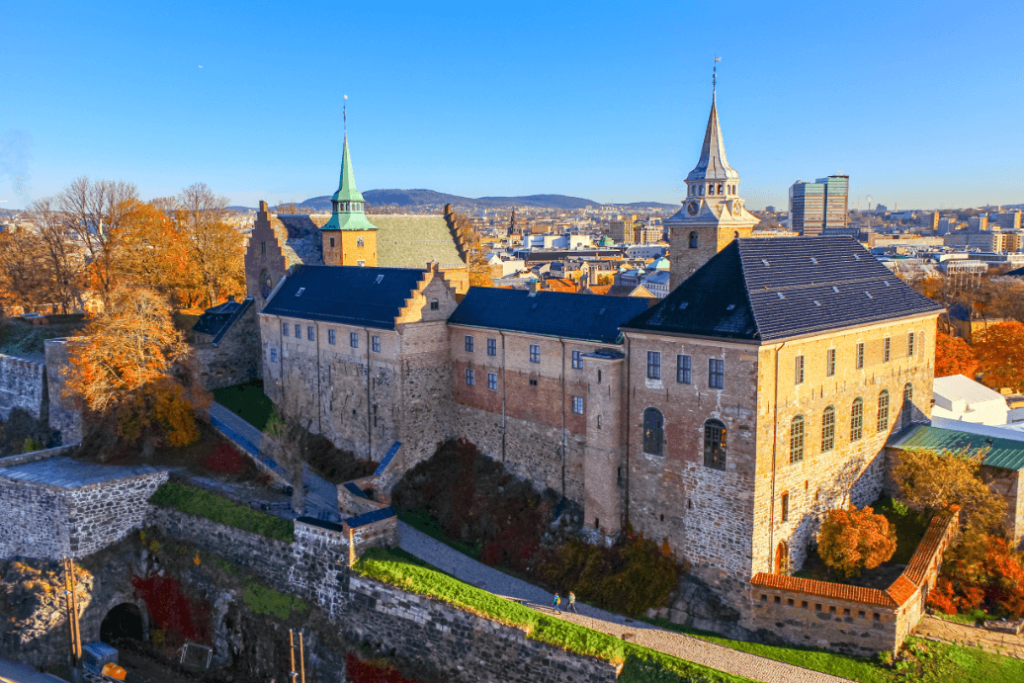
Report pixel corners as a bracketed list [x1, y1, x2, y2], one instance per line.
[973, 321, 1024, 392]
[934, 332, 977, 378]
[817, 505, 897, 578]
[928, 536, 1024, 618]
[115, 199, 203, 306]
[65, 288, 209, 453]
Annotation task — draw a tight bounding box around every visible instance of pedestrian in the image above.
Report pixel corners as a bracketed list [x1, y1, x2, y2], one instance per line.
[552, 592, 562, 613]
[568, 590, 578, 614]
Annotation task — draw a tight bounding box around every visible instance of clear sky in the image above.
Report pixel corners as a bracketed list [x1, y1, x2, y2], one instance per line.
[2, 1, 1022, 211]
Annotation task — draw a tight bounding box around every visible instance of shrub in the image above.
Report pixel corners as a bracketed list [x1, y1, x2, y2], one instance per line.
[242, 581, 308, 620]
[817, 505, 897, 578]
[150, 482, 294, 542]
[929, 535, 1024, 618]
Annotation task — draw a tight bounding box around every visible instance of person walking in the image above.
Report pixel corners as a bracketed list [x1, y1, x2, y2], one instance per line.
[568, 591, 578, 614]
[552, 592, 562, 613]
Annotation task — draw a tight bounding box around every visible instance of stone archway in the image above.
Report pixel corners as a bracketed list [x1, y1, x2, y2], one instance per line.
[100, 603, 144, 645]
[774, 542, 789, 575]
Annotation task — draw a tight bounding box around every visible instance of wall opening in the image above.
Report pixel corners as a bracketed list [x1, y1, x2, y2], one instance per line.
[101, 603, 144, 645]
[774, 541, 789, 575]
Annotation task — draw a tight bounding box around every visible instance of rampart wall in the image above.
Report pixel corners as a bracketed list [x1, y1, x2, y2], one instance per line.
[0, 353, 46, 421]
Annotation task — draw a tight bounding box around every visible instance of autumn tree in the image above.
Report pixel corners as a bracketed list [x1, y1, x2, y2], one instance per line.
[934, 331, 977, 378]
[817, 505, 897, 578]
[65, 287, 209, 457]
[0, 227, 52, 314]
[56, 177, 139, 301]
[26, 197, 87, 314]
[114, 199, 201, 305]
[973, 321, 1024, 392]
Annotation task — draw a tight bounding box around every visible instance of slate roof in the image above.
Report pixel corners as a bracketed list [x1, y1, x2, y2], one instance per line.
[0, 457, 165, 489]
[448, 288, 649, 344]
[262, 265, 427, 330]
[193, 297, 253, 344]
[1006, 266, 1024, 278]
[888, 424, 1024, 471]
[623, 237, 943, 341]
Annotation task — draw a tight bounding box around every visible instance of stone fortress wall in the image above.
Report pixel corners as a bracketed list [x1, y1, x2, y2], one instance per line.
[0, 353, 47, 421]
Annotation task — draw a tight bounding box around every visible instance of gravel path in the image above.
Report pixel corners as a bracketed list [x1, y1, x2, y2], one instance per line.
[399, 522, 851, 683]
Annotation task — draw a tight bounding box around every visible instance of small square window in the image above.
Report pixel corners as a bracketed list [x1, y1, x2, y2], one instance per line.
[677, 355, 691, 384]
[571, 350, 583, 369]
[465, 335, 474, 353]
[572, 396, 584, 414]
[774, 596, 781, 604]
[465, 368, 475, 386]
[328, 329, 336, 345]
[270, 348, 278, 362]
[487, 373, 497, 391]
[282, 322, 289, 337]
[307, 326, 314, 341]
[529, 378, 538, 387]
[529, 344, 540, 363]
[350, 332, 359, 349]
[372, 336, 381, 353]
[430, 299, 439, 311]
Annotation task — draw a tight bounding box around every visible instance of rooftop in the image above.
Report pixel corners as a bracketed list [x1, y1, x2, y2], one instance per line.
[888, 424, 1024, 471]
[0, 456, 165, 489]
[933, 374, 1008, 407]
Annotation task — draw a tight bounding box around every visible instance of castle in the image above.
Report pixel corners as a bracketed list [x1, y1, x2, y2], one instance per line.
[219, 90, 944, 646]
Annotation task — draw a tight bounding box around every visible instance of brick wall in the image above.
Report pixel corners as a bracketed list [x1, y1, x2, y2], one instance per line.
[0, 353, 47, 421]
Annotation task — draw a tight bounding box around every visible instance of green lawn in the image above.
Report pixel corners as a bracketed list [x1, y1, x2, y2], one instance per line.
[873, 497, 929, 565]
[150, 481, 294, 542]
[213, 380, 276, 431]
[646, 618, 1024, 683]
[355, 547, 754, 683]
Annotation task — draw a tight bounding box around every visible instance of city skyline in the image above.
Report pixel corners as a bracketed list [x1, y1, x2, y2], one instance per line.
[2, 1, 1023, 211]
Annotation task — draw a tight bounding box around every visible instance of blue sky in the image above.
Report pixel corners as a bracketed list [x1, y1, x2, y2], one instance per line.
[2, 1, 1022, 211]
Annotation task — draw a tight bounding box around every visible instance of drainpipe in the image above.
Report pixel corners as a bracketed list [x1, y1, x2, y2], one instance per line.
[315, 322, 322, 434]
[769, 340, 787, 573]
[499, 330, 507, 464]
[560, 337, 567, 499]
[624, 333, 632, 532]
[363, 326, 372, 462]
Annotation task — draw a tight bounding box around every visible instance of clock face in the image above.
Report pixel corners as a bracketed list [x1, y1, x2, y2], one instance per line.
[686, 201, 700, 216]
[259, 269, 273, 299]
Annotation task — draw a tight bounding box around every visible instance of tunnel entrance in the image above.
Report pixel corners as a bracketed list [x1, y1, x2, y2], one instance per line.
[101, 603, 144, 645]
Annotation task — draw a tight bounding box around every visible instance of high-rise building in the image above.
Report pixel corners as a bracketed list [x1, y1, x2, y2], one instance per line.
[818, 175, 849, 232]
[788, 181, 825, 236]
[993, 210, 1022, 231]
[967, 215, 989, 232]
[609, 214, 636, 243]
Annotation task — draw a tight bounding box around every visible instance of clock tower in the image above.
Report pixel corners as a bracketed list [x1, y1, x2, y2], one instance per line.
[666, 90, 758, 290]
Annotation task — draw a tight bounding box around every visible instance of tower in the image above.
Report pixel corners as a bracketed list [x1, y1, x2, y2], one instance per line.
[321, 134, 379, 266]
[665, 87, 758, 290]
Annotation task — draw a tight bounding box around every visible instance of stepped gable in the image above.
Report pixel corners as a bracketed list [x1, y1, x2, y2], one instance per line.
[262, 265, 428, 330]
[271, 214, 324, 266]
[623, 236, 943, 341]
[449, 288, 648, 344]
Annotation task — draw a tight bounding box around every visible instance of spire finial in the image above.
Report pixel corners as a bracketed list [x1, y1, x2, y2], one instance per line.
[343, 94, 348, 139]
[713, 56, 720, 94]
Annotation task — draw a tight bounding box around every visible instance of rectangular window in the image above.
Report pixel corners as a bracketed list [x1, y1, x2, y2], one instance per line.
[529, 344, 540, 363]
[572, 396, 584, 414]
[270, 348, 278, 362]
[350, 332, 359, 349]
[647, 351, 661, 380]
[487, 373, 497, 391]
[571, 350, 583, 369]
[465, 335, 474, 353]
[795, 355, 805, 385]
[465, 368, 475, 386]
[883, 337, 891, 363]
[677, 354, 692, 384]
[826, 348, 836, 377]
[908, 331, 915, 357]
[372, 336, 381, 353]
[261, 241, 266, 255]
[709, 358, 725, 389]
[856, 342, 865, 370]
[430, 300, 439, 311]
[781, 492, 790, 522]
[282, 322, 289, 337]
[529, 378, 538, 386]
[294, 324, 301, 338]
[328, 329, 336, 345]
[307, 326, 314, 341]
[487, 338, 497, 356]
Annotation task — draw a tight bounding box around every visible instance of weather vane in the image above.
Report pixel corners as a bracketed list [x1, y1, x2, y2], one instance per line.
[713, 56, 721, 92]
[344, 94, 348, 138]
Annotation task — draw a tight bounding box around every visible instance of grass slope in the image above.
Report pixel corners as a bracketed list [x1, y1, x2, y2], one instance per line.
[355, 547, 754, 683]
[150, 482, 293, 542]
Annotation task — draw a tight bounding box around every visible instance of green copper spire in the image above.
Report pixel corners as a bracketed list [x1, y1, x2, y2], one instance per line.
[322, 135, 378, 232]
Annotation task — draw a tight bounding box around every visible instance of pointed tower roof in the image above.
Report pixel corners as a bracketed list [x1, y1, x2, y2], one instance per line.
[322, 135, 378, 232]
[686, 93, 740, 182]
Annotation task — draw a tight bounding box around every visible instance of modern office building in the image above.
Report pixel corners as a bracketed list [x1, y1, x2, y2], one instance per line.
[819, 175, 849, 232]
[787, 174, 848, 236]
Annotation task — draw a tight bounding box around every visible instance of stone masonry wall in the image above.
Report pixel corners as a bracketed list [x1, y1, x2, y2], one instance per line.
[0, 353, 46, 421]
[193, 304, 262, 390]
[0, 476, 70, 560]
[65, 471, 169, 558]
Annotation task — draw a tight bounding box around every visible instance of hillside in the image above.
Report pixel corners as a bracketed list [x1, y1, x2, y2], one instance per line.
[282, 189, 674, 213]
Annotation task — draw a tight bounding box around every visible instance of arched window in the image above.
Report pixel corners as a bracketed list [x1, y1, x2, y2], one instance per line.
[902, 383, 914, 429]
[851, 398, 864, 441]
[643, 408, 664, 456]
[877, 390, 890, 434]
[689, 232, 699, 249]
[704, 419, 727, 471]
[357, 237, 365, 247]
[790, 415, 805, 463]
[821, 405, 835, 452]
[717, 183, 723, 195]
[774, 541, 789, 575]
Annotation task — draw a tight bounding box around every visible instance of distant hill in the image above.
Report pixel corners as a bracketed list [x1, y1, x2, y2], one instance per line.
[282, 189, 674, 213]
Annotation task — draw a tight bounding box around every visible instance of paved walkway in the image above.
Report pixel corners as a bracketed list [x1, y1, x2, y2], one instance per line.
[398, 522, 851, 683]
[916, 615, 1024, 658]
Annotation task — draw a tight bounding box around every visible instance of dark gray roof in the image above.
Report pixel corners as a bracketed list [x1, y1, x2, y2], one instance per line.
[262, 265, 425, 330]
[1005, 266, 1024, 278]
[449, 288, 648, 343]
[0, 457, 165, 489]
[624, 237, 943, 341]
[193, 297, 253, 344]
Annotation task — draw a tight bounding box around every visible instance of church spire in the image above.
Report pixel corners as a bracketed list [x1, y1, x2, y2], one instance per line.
[322, 116, 377, 232]
[686, 91, 739, 182]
